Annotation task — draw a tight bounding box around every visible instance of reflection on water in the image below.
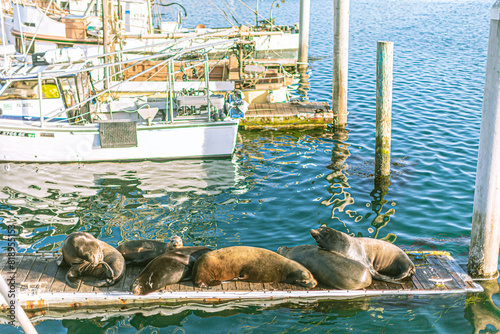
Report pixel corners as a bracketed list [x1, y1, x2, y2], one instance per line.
[295, 65, 310, 101]
[56, 297, 371, 334]
[0, 159, 248, 252]
[319, 129, 397, 241]
[465, 279, 500, 334]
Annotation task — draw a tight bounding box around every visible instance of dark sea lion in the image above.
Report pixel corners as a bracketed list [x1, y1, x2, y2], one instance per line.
[192, 246, 318, 288]
[58, 232, 126, 287]
[116, 235, 183, 266]
[310, 226, 416, 283]
[131, 246, 212, 295]
[277, 244, 372, 289]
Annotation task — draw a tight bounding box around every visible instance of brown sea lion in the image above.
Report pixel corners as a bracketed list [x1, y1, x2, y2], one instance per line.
[131, 246, 212, 295]
[93, 239, 126, 286]
[116, 235, 183, 266]
[58, 232, 126, 287]
[192, 246, 318, 288]
[310, 226, 415, 283]
[277, 244, 372, 289]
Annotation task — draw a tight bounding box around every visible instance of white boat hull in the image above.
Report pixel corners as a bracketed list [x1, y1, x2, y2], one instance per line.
[0, 120, 239, 162]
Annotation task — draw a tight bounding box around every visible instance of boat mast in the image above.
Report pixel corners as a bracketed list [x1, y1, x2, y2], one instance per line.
[255, 0, 259, 26]
[0, 0, 7, 70]
[84, 0, 97, 16]
[102, 0, 110, 90]
[13, 1, 27, 59]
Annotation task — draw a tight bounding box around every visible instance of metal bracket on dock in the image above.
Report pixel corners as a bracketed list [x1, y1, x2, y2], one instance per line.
[35, 250, 60, 259]
[20, 282, 47, 295]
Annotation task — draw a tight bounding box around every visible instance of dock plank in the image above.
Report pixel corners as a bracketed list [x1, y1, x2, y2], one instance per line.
[23, 257, 48, 283]
[0, 254, 23, 276]
[50, 264, 69, 293]
[14, 256, 35, 285]
[38, 258, 60, 292]
[426, 256, 460, 289]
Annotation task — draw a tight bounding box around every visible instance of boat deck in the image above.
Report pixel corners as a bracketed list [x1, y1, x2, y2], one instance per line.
[0, 250, 482, 319]
[241, 102, 333, 129]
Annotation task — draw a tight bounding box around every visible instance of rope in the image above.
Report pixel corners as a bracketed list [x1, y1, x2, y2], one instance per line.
[206, 0, 238, 29]
[235, 0, 286, 34]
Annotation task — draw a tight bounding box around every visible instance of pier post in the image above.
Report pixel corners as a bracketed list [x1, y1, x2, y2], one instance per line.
[298, 0, 311, 68]
[375, 41, 393, 177]
[332, 0, 349, 127]
[468, 0, 500, 279]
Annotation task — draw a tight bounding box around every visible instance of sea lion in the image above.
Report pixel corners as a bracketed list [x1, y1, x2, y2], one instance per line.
[116, 235, 183, 266]
[131, 246, 212, 295]
[58, 232, 126, 288]
[277, 244, 372, 289]
[192, 246, 317, 288]
[310, 226, 415, 283]
[93, 239, 126, 286]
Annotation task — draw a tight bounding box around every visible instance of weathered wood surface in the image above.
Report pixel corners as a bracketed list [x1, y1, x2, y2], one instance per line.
[240, 102, 333, 129]
[0, 251, 481, 315]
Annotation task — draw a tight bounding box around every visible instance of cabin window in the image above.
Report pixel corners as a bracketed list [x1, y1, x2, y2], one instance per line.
[0, 79, 61, 100]
[58, 77, 79, 107]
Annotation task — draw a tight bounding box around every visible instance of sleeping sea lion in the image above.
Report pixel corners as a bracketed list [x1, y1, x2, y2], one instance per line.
[310, 226, 415, 283]
[192, 246, 317, 288]
[58, 232, 126, 287]
[93, 239, 126, 286]
[116, 235, 183, 266]
[277, 244, 372, 289]
[131, 246, 212, 295]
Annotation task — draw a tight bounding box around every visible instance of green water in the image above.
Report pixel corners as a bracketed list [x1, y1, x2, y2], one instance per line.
[1, 0, 500, 332]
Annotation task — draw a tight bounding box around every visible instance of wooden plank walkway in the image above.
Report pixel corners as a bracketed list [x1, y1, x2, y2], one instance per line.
[0, 250, 482, 321]
[241, 102, 333, 129]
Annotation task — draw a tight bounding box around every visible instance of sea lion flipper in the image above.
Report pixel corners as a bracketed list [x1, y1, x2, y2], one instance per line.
[370, 269, 405, 284]
[65, 266, 81, 288]
[56, 255, 65, 267]
[97, 261, 114, 280]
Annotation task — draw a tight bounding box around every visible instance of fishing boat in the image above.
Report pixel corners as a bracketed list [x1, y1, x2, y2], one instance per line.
[0, 40, 245, 163]
[4, 0, 299, 62]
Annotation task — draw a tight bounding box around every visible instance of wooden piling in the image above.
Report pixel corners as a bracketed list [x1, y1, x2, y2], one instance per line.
[467, 0, 500, 279]
[298, 0, 311, 67]
[332, 0, 349, 127]
[375, 41, 393, 177]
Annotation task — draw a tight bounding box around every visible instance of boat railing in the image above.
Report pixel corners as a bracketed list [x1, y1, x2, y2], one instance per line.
[39, 38, 238, 125]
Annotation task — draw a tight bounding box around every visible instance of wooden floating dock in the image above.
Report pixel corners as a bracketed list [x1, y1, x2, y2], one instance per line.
[0, 250, 482, 323]
[241, 102, 333, 130]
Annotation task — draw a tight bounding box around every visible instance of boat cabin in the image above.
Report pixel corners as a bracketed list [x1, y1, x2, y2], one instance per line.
[0, 63, 92, 123]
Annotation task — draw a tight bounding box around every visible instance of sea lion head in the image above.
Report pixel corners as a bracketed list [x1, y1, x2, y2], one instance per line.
[131, 280, 145, 295]
[310, 226, 346, 251]
[301, 271, 318, 288]
[276, 246, 289, 256]
[168, 235, 183, 250]
[68, 232, 103, 265]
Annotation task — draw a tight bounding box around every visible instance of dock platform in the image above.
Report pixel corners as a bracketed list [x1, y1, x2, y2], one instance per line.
[241, 102, 333, 129]
[0, 251, 482, 322]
